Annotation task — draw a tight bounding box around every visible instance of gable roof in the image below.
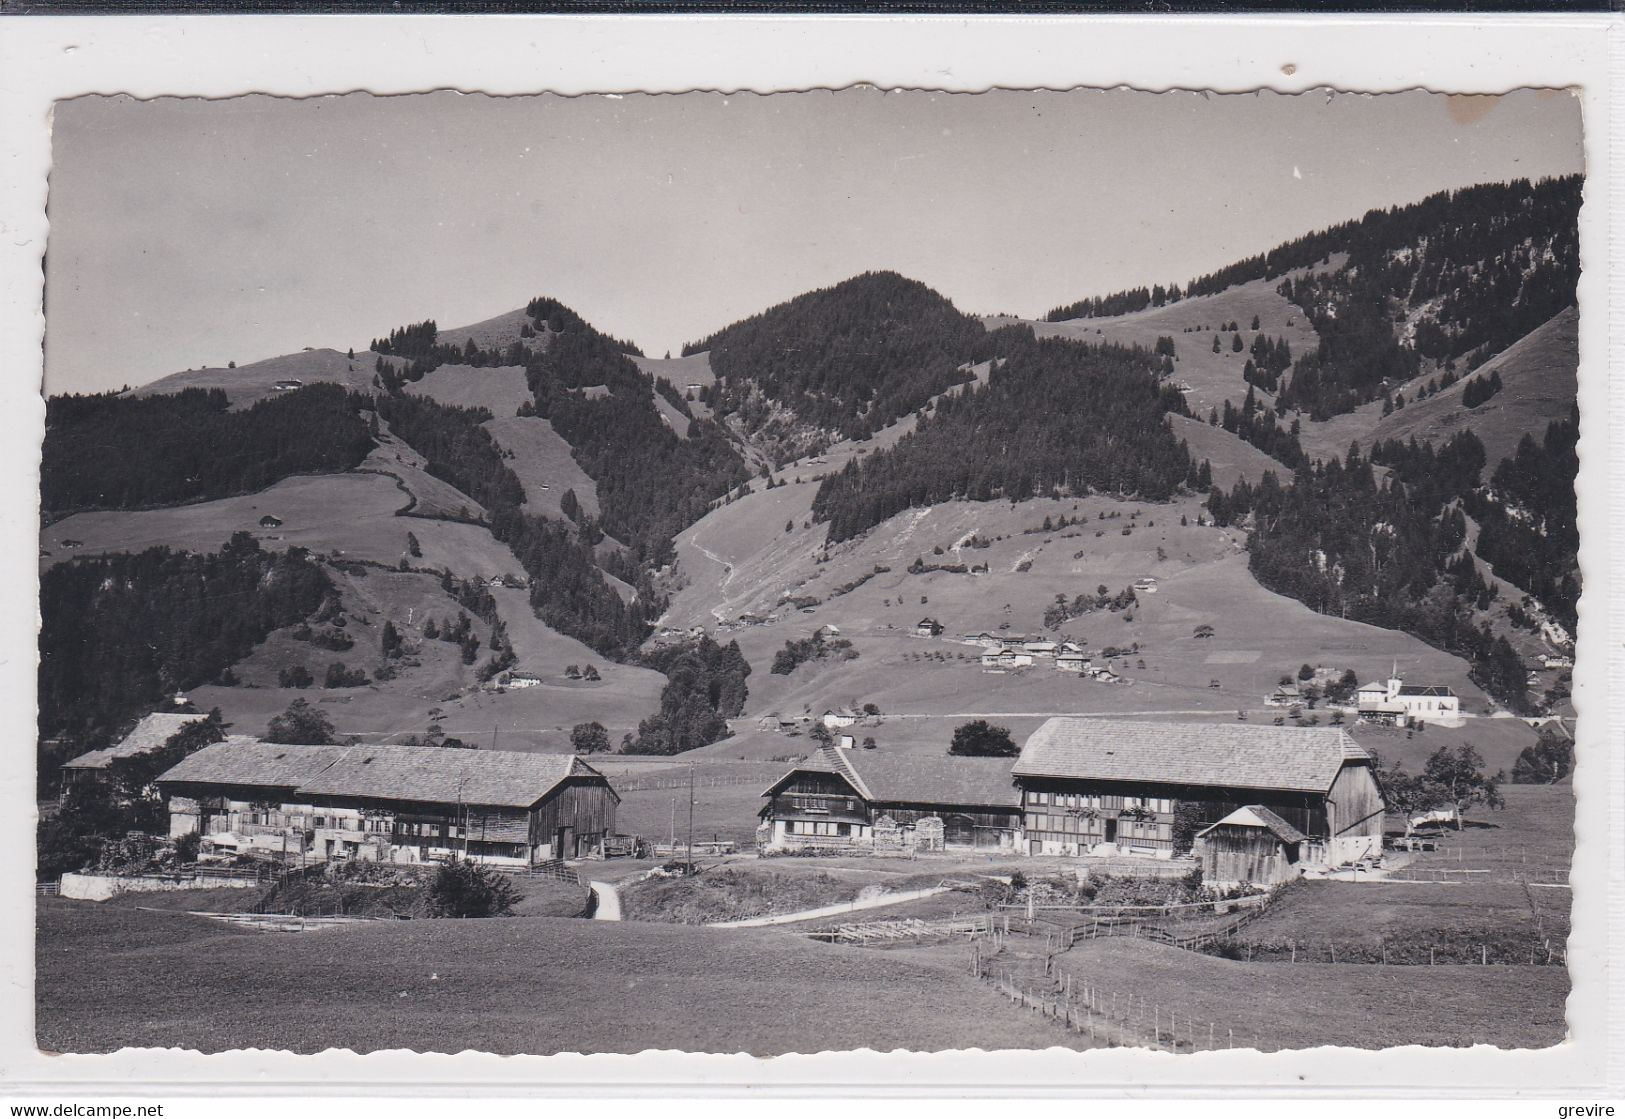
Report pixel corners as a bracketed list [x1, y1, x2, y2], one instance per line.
[156, 741, 611, 810]
[1196, 805, 1308, 845]
[1014, 718, 1366, 794]
[764, 746, 1019, 809]
[64, 711, 213, 771]
[1398, 685, 1455, 698]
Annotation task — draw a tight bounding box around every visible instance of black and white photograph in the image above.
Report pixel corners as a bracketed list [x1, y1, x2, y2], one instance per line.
[23, 75, 1596, 1066]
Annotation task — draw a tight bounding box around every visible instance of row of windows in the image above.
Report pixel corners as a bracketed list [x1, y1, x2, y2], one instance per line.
[788, 795, 861, 814]
[1025, 792, 1173, 813]
[1027, 814, 1173, 840]
[788, 821, 854, 837]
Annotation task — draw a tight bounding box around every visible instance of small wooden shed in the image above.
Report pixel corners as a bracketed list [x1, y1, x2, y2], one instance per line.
[1195, 805, 1306, 889]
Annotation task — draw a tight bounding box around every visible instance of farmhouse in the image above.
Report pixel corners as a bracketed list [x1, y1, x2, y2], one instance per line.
[981, 648, 1034, 671]
[1013, 718, 1384, 866]
[503, 671, 542, 689]
[759, 745, 1022, 854]
[1022, 640, 1059, 658]
[914, 617, 944, 638]
[821, 707, 859, 729]
[156, 741, 619, 865]
[1132, 577, 1159, 594]
[1056, 652, 1090, 673]
[258, 514, 283, 529]
[1265, 683, 1302, 708]
[60, 711, 217, 802]
[962, 631, 1001, 647]
[1539, 654, 1573, 670]
[272, 379, 304, 391]
[1355, 668, 1462, 727]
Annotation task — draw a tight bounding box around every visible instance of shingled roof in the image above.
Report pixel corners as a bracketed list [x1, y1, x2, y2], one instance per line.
[154, 740, 348, 789]
[63, 711, 213, 771]
[156, 741, 611, 810]
[764, 746, 1019, 809]
[1014, 718, 1367, 794]
[1196, 805, 1309, 845]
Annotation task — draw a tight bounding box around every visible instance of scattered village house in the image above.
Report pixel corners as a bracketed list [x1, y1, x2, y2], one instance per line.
[502, 670, 542, 689]
[820, 707, 859, 729]
[981, 647, 1034, 671]
[1055, 651, 1091, 673]
[1132, 577, 1159, 594]
[156, 741, 619, 865]
[914, 617, 944, 638]
[1013, 718, 1385, 868]
[59, 710, 224, 804]
[1355, 666, 1462, 727]
[759, 745, 1023, 853]
[1265, 683, 1302, 708]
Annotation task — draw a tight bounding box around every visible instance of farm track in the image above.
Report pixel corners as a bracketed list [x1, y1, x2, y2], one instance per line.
[589, 881, 622, 921]
[708, 885, 952, 929]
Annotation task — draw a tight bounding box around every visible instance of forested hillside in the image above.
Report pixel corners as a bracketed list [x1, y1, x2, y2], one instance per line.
[685, 271, 987, 454]
[372, 301, 750, 564]
[1047, 176, 1580, 421]
[811, 328, 1198, 543]
[371, 390, 654, 658]
[39, 534, 331, 739]
[43, 384, 373, 517]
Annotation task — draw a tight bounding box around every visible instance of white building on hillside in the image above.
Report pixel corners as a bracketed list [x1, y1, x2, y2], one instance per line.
[1356, 666, 1462, 727]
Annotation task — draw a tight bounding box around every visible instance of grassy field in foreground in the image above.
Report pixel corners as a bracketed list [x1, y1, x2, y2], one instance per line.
[36, 899, 1090, 1055]
[1020, 936, 1567, 1051]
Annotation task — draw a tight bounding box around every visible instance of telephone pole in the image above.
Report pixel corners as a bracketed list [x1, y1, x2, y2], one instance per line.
[686, 762, 696, 875]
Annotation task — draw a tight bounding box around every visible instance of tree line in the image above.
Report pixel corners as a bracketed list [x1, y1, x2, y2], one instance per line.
[622, 636, 751, 755]
[811, 327, 1199, 543]
[39, 534, 331, 742]
[43, 384, 373, 516]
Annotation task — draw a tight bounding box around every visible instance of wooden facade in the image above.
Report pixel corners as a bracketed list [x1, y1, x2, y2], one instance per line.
[159, 749, 618, 866]
[760, 763, 1022, 853]
[1198, 823, 1301, 888]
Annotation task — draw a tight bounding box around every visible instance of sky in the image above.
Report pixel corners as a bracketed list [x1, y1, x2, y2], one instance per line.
[45, 87, 1584, 395]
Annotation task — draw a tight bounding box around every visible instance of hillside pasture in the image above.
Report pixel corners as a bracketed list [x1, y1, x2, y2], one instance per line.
[1167, 413, 1287, 489]
[662, 482, 1494, 739]
[1365, 306, 1578, 470]
[988, 272, 1324, 424]
[363, 421, 489, 522]
[481, 415, 601, 519]
[404, 362, 532, 419]
[125, 348, 380, 409]
[36, 898, 1089, 1055]
[435, 307, 537, 355]
[42, 473, 411, 568]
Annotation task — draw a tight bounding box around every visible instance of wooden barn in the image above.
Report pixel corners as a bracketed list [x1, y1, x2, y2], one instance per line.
[156, 740, 619, 866]
[1013, 718, 1385, 866]
[59, 711, 217, 804]
[1194, 806, 1306, 888]
[759, 745, 1022, 854]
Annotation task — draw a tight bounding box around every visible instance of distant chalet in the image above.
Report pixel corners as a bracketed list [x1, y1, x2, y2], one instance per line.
[156, 741, 618, 865]
[1016, 718, 1384, 864]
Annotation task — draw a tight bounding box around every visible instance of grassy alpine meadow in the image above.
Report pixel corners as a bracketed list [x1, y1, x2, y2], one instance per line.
[35, 898, 1096, 1055]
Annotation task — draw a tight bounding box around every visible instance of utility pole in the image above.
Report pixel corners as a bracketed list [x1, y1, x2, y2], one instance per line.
[686, 762, 696, 875]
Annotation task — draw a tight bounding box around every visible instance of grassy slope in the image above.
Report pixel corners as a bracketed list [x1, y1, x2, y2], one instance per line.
[1368, 306, 1578, 469]
[36, 898, 1089, 1055]
[403, 362, 532, 419]
[1167, 414, 1287, 490]
[364, 419, 490, 522]
[988, 270, 1326, 423]
[125, 348, 382, 410]
[660, 473, 1519, 764]
[481, 415, 603, 519]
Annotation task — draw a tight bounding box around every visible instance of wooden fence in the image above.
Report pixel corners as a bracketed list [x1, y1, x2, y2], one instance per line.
[613, 774, 766, 793]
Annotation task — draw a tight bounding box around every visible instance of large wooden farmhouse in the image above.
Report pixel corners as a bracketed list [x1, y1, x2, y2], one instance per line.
[156, 740, 619, 866]
[1013, 718, 1385, 866]
[759, 745, 1022, 854]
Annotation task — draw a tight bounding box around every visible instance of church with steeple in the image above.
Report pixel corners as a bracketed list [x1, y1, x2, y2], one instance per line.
[1355, 663, 1463, 727]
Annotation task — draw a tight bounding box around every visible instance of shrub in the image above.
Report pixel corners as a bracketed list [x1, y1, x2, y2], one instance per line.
[426, 859, 522, 918]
